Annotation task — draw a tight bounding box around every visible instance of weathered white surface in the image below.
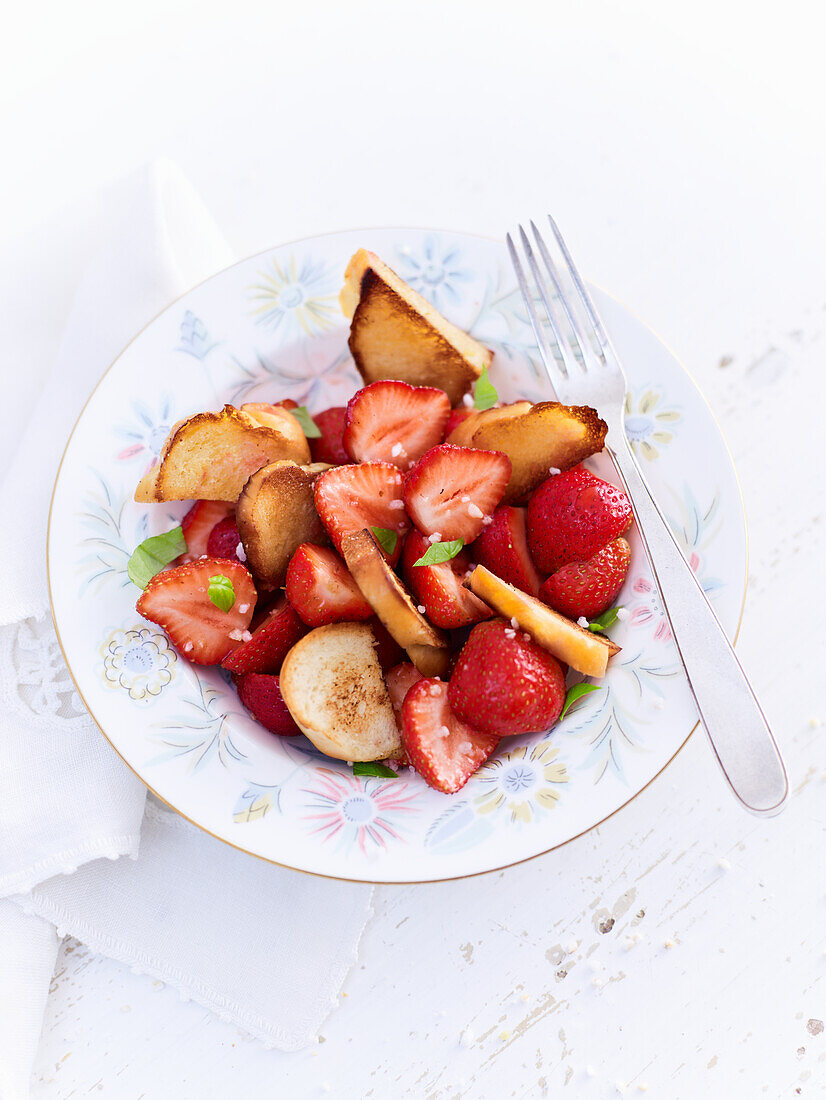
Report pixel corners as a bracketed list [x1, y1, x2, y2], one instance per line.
[4, 1, 825, 1096]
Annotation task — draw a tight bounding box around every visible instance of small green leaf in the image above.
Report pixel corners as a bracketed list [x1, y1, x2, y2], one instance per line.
[413, 539, 464, 567]
[353, 762, 398, 778]
[290, 405, 322, 438]
[370, 526, 398, 556]
[208, 573, 235, 612]
[127, 526, 187, 589]
[561, 682, 602, 718]
[588, 607, 622, 634]
[473, 365, 498, 410]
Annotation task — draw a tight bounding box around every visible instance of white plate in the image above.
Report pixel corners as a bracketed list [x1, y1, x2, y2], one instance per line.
[49, 227, 746, 882]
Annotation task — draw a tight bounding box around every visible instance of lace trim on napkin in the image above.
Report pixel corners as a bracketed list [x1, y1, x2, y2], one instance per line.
[0, 615, 88, 727]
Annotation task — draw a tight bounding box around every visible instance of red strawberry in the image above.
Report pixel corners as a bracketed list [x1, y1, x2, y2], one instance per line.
[221, 596, 307, 674]
[448, 620, 566, 736]
[444, 407, 475, 438]
[285, 543, 372, 627]
[275, 398, 299, 410]
[472, 505, 544, 597]
[235, 673, 300, 736]
[540, 537, 631, 619]
[180, 500, 235, 561]
[309, 406, 349, 465]
[136, 558, 256, 665]
[313, 462, 408, 563]
[385, 662, 424, 714]
[401, 678, 499, 793]
[343, 381, 451, 470]
[527, 465, 633, 572]
[370, 619, 405, 670]
[403, 444, 512, 542]
[206, 516, 242, 562]
[400, 529, 491, 629]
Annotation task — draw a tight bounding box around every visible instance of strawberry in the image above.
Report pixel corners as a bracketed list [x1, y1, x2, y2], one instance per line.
[342, 381, 451, 470]
[403, 444, 512, 542]
[540, 537, 631, 620]
[385, 662, 424, 714]
[400, 529, 491, 629]
[448, 620, 566, 736]
[180, 500, 235, 561]
[401, 678, 499, 793]
[370, 619, 405, 670]
[234, 673, 300, 736]
[444, 407, 475, 438]
[274, 399, 299, 410]
[206, 516, 242, 562]
[472, 505, 544, 597]
[221, 596, 307, 674]
[136, 558, 256, 665]
[527, 465, 633, 572]
[285, 543, 372, 627]
[309, 406, 349, 465]
[313, 462, 408, 563]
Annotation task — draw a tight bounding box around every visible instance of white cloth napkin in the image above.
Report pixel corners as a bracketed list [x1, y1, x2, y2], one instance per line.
[0, 162, 373, 1097]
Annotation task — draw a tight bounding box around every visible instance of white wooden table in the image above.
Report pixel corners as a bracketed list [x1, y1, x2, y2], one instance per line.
[4, 2, 825, 1096]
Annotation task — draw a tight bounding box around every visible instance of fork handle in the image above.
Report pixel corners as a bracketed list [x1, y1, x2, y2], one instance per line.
[606, 437, 788, 815]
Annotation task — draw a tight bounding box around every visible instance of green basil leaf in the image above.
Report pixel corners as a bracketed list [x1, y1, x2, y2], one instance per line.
[370, 526, 398, 556]
[473, 365, 498, 411]
[561, 682, 602, 718]
[353, 762, 398, 778]
[413, 539, 464, 567]
[290, 405, 322, 438]
[208, 573, 235, 612]
[588, 607, 621, 634]
[127, 525, 187, 589]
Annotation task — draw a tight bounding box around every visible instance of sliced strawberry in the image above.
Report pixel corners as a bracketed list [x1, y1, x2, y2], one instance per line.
[221, 596, 307, 674]
[472, 505, 544, 597]
[206, 516, 242, 562]
[370, 619, 405, 670]
[180, 500, 235, 561]
[309, 406, 349, 465]
[235, 673, 300, 736]
[401, 678, 499, 794]
[136, 558, 256, 665]
[448, 620, 566, 737]
[403, 444, 511, 542]
[444, 407, 475, 438]
[400, 529, 491, 629]
[343, 381, 451, 470]
[385, 662, 424, 714]
[540, 536, 631, 619]
[285, 543, 372, 627]
[313, 462, 408, 563]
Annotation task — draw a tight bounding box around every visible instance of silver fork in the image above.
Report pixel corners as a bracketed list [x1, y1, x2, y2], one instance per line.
[508, 216, 787, 816]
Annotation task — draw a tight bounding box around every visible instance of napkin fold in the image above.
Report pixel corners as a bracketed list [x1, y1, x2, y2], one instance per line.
[0, 162, 373, 1097]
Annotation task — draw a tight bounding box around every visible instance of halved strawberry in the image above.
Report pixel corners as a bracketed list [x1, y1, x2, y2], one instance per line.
[313, 462, 408, 563]
[309, 406, 348, 465]
[385, 662, 424, 714]
[401, 678, 499, 793]
[403, 444, 512, 542]
[540, 537, 631, 619]
[235, 673, 300, 736]
[136, 558, 256, 665]
[285, 543, 372, 627]
[472, 505, 544, 597]
[400, 529, 491, 629]
[221, 596, 307, 674]
[444, 407, 474, 438]
[180, 500, 235, 561]
[206, 516, 242, 562]
[343, 381, 451, 470]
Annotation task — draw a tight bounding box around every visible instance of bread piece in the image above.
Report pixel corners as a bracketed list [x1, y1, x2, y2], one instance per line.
[445, 401, 533, 447]
[279, 622, 402, 761]
[466, 565, 619, 678]
[340, 249, 492, 406]
[236, 461, 328, 586]
[134, 405, 311, 503]
[340, 528, 450, 676]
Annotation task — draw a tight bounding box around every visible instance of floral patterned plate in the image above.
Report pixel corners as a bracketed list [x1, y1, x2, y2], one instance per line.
[48, 228, 746, 883]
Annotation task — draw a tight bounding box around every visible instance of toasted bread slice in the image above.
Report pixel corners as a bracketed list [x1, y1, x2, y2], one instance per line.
[341, 528, 450, 676]
[466, 564, 619, 678]
[239, 402, 311, 458]
[445, 401, 533, 447]
[279, 622, 402, 761]
[236, 460, 328, 586]
[467, 401, 607, 502]
[134, 405, 311, 503]
[340, 249, 492, 406]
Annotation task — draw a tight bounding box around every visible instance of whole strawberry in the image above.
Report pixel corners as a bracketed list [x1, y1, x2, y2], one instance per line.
[540, 537, 630, 620]
[527, 465, 632, 573]
[448, 620, 566, 736]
